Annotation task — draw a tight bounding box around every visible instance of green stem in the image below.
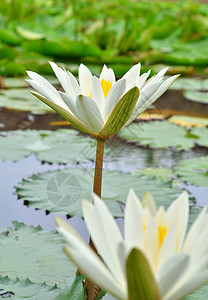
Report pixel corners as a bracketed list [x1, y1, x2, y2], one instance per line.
[85, 139, 105, 300]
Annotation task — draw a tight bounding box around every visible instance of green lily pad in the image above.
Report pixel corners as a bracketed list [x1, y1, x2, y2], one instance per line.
[0, 129, 97, 163]
[135, 168, 173, 181]
[16, 167, 185, 217]
[173, 156, 208, 187]
[0, 277, 59, 300]
[0, 88, 53, 114]
[190, 127, 208, 148]
[119, 121, 197, 150]
[169, 78, 203, 91]
[0, 273, 85, 300]
[0, 221, 76, 288]
[3, 76, 58, 88]
[184, 91, 208, 104]
[168, 115, 208, 128]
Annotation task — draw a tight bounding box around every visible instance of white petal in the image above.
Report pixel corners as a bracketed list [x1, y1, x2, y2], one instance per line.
[144, 218, 159, 271]
[26, 77, 69, 110]
[165, 270, 208, 300]
[66, 70, 81, 97]
[91, 76, 105, 111]
[183, 207, 207, 253]
[154, 67, 169, 79]
[79, 64, 92, 96]
[166, 191, 189, 251]
[99, 64, 116, 83]
[49, 61, 71, 94]
[123, 63, 141, 87]
[125, 74, 179, 126]
[124, 189, 144, 248]
[89, 194, 126, 284]
[136, 70, 151, 89]
[65, 245, 126, 300]
[157, 254, 189, 299]
[102, 78, 126, 121]
[75, 95, 104, 133]
[56, 219, 126, 300]
[59, 91, 78, 116]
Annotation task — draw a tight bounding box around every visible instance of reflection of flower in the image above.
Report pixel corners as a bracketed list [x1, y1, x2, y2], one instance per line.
[26, 63, 179, 139]
[56, 190, 208, 300]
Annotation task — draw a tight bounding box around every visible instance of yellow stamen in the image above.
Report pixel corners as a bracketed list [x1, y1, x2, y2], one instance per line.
[100, 79, 113, 99]
[158, 226, 167, 248]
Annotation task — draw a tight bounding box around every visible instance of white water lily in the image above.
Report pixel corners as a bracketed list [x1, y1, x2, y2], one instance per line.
[56, 191, 208, 300]
[26, 63, 179, 139]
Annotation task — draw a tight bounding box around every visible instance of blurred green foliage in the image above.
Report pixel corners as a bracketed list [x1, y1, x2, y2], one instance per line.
[0, 0, 208, 77]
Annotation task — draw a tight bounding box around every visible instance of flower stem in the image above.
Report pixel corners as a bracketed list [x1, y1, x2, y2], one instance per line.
[85, 139, 105, 300]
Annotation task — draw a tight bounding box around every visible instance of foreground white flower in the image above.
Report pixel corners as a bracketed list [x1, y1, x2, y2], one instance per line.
[26, 63, 179, 139]
[56, 191, 208, 300]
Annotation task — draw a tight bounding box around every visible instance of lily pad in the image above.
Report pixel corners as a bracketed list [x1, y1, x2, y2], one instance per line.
[0, 277, 59, 300]
[3, 76, 58, 88]
[0, 129, 97, 163]
[0, 221, 76, 288]
[119, 121, 197, 150]
[184, 91, 208, 104]
[16, 167, 185, 217]
[0, 88, 53, 114]
[173, 156, 208, 187]
[135, 168, 173, 181]
[168, 115, 208, 128]
[0, 273, 85, 300]
[190, 127, 208, 148]
[170, 78, 203, 91]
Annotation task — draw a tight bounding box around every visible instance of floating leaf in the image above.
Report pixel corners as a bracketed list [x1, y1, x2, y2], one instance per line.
[3, 76, 58, 88]
[169, 78, 203, 91]
[119, 121, 197, 150]
[0, 273, 85, 300]
[0, 88, 53, 114]
[0, 222, 76, 288]
[168, 115, 208, 128]
[184, 91, 208, 104]
[191, 127, 208, 148]
[135, 168, 173, 181]
[16, 168, 185, 217]
[0, 277, 60, 300]
[0, 129, 97, 163]
[173, 156, 208, 187]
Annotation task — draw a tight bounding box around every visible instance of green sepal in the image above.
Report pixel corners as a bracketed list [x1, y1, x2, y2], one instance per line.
[126, 248, 161, 300]
[98, 86, 139, 139]
[31, 92, 94, 135]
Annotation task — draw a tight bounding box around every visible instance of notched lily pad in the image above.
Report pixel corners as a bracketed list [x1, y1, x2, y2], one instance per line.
[0, 221, 76, 288]
[0, 273, 85, 300]
[0, 129, 97, 163]
[173, 156, 208, 187]
[16, 167, 185, 218]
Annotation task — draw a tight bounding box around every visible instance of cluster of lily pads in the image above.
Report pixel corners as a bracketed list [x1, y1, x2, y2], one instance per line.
[1, 0, 208, 77]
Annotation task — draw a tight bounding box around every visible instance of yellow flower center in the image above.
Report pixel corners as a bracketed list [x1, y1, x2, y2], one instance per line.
[158, 225, 167, 248]
[90, 79, 113, 99]
[100, 79, 113, 99]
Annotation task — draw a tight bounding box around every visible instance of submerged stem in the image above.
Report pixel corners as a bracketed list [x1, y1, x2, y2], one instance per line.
[85, 139, 105, 300]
